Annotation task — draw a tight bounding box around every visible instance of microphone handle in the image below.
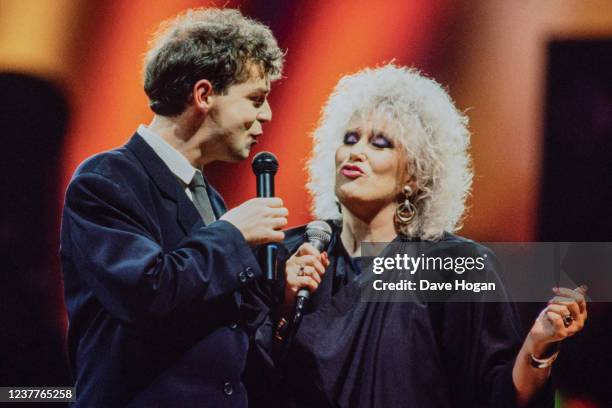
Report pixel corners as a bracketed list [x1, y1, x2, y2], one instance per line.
[256, 173, 274, 197]
[256, 172, 277, 281]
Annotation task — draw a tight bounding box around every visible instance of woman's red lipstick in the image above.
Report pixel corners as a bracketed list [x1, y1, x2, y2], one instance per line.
[340, 164, 365, 179]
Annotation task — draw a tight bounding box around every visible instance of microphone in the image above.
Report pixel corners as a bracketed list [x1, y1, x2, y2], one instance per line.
[279, 221, 332, 357]
[297, 220, 333, 300]
[252, 152, 279, 281]
[252, 151, 278, 197]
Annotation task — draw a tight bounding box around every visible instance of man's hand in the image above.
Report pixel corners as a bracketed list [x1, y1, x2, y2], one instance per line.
[220, 197, 288, 246]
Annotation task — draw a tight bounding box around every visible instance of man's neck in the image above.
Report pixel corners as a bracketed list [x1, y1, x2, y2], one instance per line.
[147, 113, 210, 168]
[340, 203, 398, 256]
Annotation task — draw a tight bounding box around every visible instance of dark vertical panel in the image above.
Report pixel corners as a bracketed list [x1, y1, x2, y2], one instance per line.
[0, 73, 71, 387]
[537, 40, 612, 405]
[539, 40, 612, 241]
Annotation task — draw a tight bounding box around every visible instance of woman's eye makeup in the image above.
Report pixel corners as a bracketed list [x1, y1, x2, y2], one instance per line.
[371, 133, 393, 148]
[343, 130, 394, 148]
[343, 131, 359, 144]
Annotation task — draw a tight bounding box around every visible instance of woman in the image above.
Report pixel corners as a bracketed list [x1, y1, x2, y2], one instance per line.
[275, 65, 587, 407]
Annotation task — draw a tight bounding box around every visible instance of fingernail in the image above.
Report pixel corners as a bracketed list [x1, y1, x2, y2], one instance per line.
[552, 287, 559, 292]
[580, 284, 589, 292]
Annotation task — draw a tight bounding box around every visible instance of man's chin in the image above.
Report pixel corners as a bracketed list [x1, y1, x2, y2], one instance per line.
[227, 147, 251, 162]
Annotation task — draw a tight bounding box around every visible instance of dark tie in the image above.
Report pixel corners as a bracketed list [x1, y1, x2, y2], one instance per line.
[188, 171, 216, 225]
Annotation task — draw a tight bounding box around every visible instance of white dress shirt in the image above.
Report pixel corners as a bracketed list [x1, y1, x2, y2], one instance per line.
[137, 124, 203, 201]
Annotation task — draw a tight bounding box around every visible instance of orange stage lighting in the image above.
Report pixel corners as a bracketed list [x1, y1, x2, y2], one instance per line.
[209, 0, 451, 227]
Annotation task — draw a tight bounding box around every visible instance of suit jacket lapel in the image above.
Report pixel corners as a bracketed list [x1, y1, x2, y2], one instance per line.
[125, 133, 203, 234]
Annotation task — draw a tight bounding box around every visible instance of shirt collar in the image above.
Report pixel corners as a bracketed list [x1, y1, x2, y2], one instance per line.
[137, 124, 197, 186]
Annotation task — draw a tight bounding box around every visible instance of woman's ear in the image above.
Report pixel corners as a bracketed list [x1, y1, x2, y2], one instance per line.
[192, 79, 214, 113]
[405, 178, 417, 197]
[398, 151, 416, 195]
[400, 163, 417, 196]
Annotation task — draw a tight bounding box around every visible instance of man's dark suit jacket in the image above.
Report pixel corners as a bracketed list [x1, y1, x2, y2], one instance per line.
[60, 133, 265, 407]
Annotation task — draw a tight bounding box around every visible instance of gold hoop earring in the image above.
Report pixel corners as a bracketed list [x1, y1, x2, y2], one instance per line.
[395, 185, 416, 224]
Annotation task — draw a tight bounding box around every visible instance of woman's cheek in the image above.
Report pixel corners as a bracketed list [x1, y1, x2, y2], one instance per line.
[335, 146, 348, 164]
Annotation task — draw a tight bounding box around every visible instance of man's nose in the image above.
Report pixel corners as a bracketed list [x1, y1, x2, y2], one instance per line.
[257, 100, 272, 122]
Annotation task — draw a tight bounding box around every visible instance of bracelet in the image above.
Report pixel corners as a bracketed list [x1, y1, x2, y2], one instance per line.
[274, 317, 288, 341]
[528, 350, 559, 368]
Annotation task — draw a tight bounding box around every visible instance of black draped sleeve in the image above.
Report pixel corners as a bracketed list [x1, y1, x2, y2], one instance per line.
[248, 228, 554, 408]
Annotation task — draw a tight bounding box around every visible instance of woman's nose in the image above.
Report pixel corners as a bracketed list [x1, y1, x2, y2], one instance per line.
[348, 140, 367, 161]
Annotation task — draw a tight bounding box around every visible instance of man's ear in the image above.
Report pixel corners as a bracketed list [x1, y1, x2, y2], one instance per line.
[193, 79, 214, 113]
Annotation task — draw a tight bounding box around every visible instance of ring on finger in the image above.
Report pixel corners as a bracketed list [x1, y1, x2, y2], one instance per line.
[562, 314, 575, 328]
[298, 266, 305, 277]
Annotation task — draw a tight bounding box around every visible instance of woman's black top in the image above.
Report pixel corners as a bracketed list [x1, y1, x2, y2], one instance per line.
[246, 223, 554, 408]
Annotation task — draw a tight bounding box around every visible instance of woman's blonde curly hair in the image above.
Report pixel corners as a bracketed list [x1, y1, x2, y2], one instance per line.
[307, 64, 473, 241]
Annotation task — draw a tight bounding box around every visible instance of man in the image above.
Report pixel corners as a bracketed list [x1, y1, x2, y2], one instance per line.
[60, 8, 287, 407]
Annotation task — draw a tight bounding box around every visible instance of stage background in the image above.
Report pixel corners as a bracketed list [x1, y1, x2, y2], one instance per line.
[0, 0, 610, 406]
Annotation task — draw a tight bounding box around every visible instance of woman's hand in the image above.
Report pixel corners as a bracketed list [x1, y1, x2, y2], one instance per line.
[527, 285, 588, 356]
[513, 285, 588, 406]
[281, 243, 330, 317]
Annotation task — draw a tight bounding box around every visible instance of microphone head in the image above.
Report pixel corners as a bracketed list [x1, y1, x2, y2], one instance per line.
[252, 151, 279, 176]
[305, 220, 332, 252]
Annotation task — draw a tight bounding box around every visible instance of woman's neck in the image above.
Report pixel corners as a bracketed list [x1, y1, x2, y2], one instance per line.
[340, 203, 397, 256]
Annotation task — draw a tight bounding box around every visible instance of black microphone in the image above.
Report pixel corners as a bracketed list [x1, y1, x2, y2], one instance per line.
[297, 220, 333, 300]
[252, 152, 279, 281]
